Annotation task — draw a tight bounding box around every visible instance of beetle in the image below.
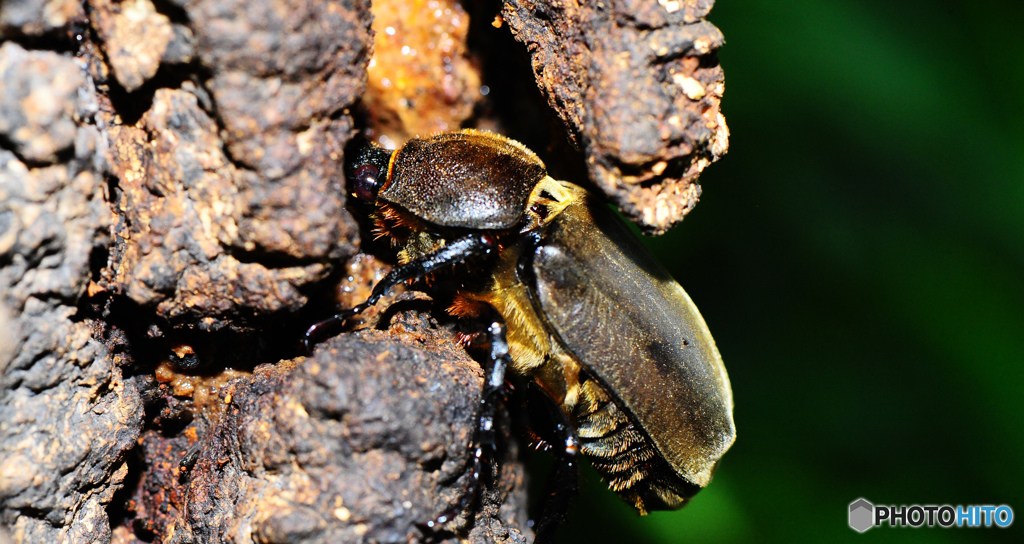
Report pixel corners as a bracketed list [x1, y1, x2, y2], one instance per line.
[304, 129, 735, 539]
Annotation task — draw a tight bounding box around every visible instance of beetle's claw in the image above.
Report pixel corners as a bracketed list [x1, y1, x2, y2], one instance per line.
[302, 308, 362, 354]
[417, 496, 469, 536]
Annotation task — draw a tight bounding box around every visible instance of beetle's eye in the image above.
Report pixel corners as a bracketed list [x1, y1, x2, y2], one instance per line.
[351, 164, 381, 201]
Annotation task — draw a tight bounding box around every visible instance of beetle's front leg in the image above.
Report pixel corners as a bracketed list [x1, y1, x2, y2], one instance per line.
[302, 233, 498, 352]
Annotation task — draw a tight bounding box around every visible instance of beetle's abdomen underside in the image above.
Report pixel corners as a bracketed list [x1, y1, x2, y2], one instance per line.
[575, 379, 701, 513]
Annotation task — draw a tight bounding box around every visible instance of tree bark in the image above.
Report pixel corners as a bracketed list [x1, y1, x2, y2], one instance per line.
[0, 0, 727, 542]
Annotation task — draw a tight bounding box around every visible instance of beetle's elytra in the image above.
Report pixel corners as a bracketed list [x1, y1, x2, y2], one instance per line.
[308, 129, 735, 535]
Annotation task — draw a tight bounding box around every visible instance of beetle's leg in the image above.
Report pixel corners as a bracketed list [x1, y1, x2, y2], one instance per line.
[509, 231, 582, 541]
[420, 310, 510, 532]
[529, 400, 580, 544]
[505, 380, 581, 543]
[177, 443, 201, 482]
[303, 233, 498, 352]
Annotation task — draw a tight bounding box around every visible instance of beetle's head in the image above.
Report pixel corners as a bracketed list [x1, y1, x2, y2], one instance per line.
[346, 140, 393, 202]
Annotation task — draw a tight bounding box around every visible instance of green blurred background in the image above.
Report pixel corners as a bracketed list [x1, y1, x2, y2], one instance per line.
[559, 0, 1023, 542]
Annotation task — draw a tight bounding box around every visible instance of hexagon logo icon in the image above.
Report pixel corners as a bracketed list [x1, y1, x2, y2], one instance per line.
[849, 498, 874, 532]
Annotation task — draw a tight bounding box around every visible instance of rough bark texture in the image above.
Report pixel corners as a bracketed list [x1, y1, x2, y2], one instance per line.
[0, 38, 142, 543]
[96, 0, 364, 330]
[502, 0, 729, 234]
[164, 319, 527, 544]
[0, 0, 726, 542]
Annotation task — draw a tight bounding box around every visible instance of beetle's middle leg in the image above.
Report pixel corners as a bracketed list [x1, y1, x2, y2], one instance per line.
[420, 305, 511, 532]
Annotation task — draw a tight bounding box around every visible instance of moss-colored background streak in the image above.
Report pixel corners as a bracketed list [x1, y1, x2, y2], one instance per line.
[561, 0, 1023, 542]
